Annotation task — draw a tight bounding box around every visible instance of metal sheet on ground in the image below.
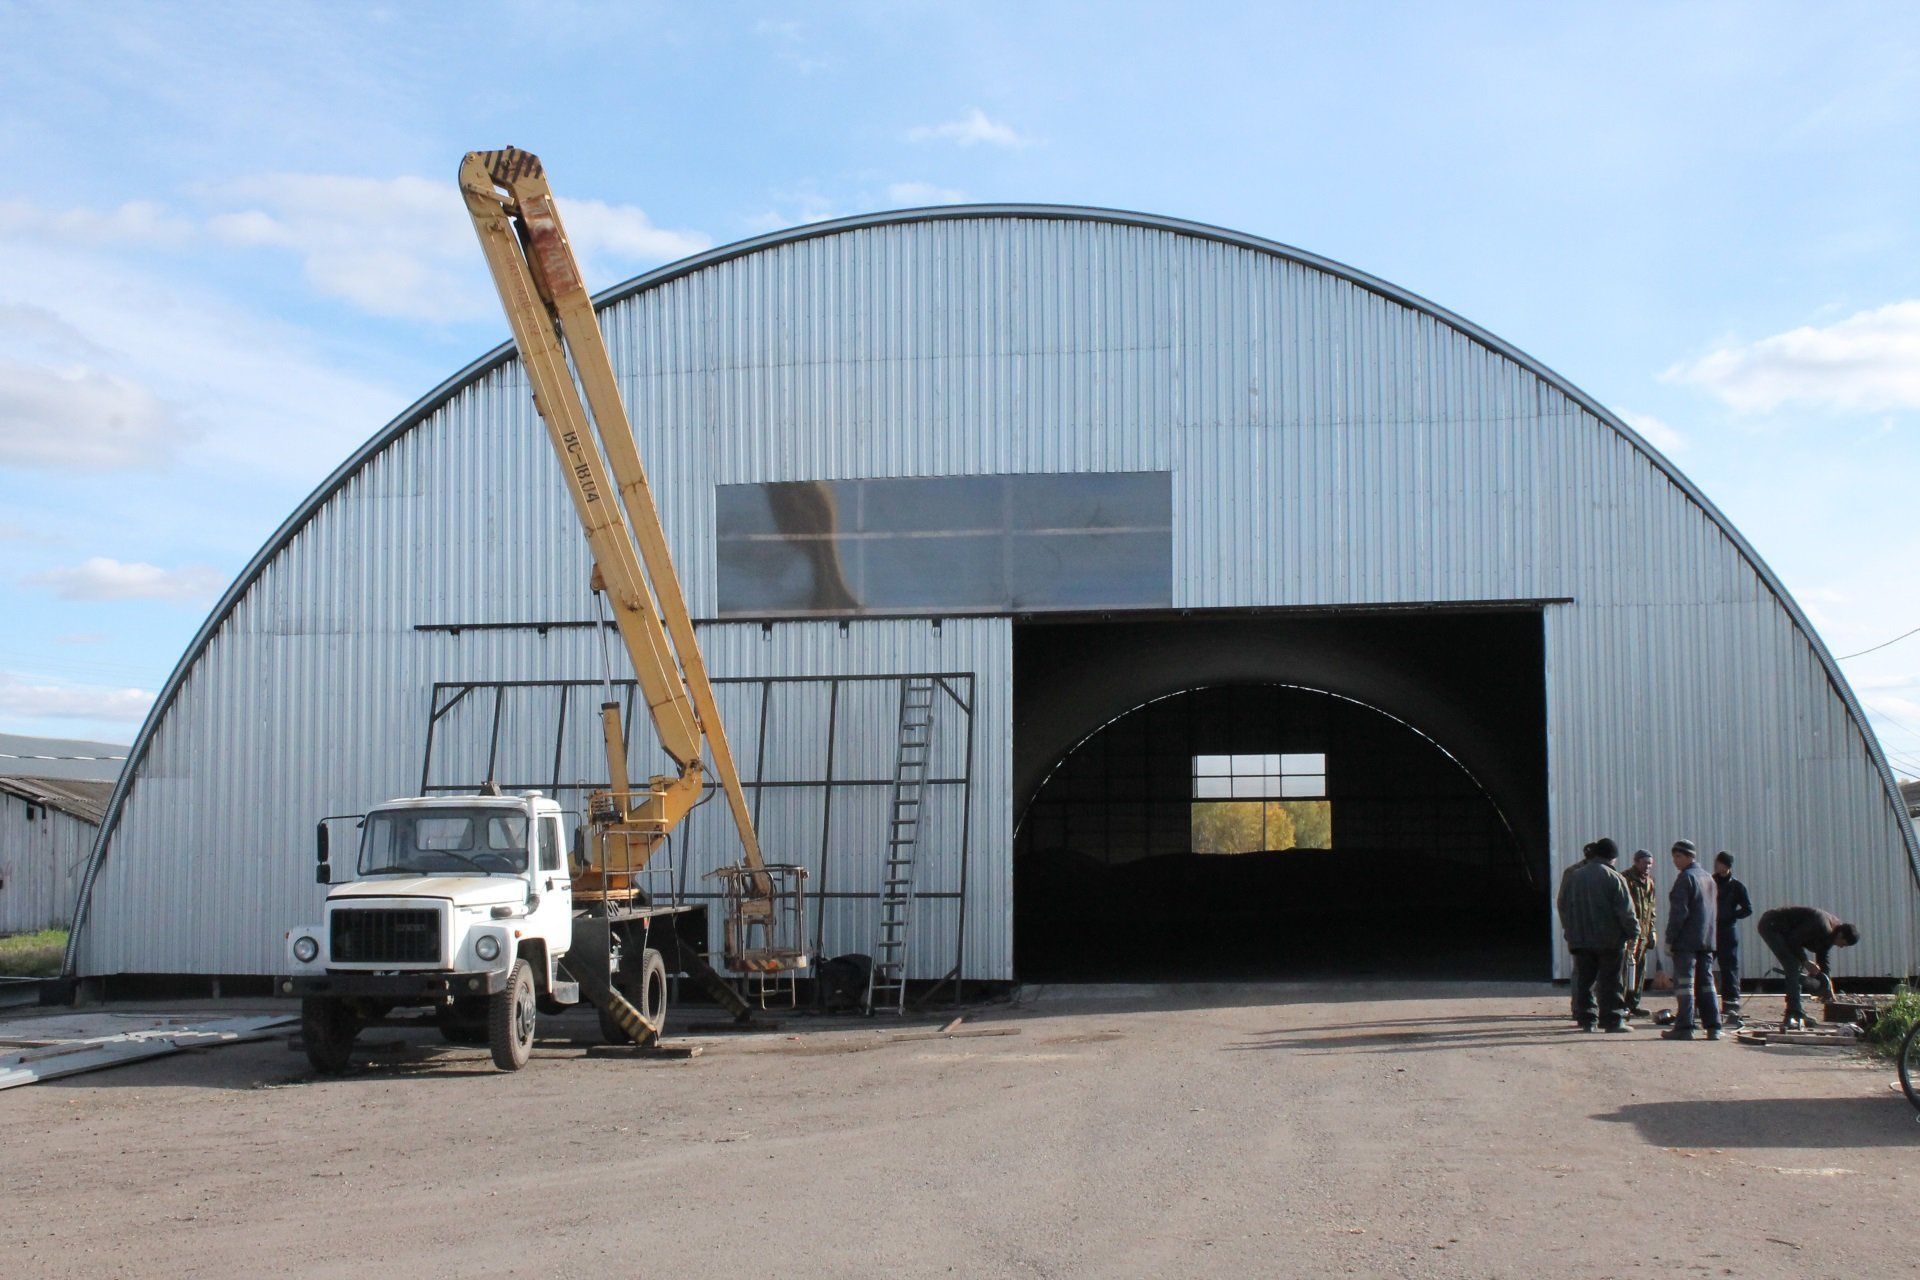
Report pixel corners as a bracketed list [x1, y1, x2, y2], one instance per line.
[0, 1014, 297, 1090]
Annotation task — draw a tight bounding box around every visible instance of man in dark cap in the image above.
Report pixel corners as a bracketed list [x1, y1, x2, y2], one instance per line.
[1662, 839, 1723, 1040]
[1757, 906, 1862, 1030]
[1711, 851, 1753, 1028]
[1556, 838, 1640, 1032]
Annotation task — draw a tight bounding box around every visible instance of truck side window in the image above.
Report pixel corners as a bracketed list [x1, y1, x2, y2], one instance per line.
[539, 818, 562, 872]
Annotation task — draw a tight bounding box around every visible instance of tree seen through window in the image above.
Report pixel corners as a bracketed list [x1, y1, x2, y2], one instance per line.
[1190, 753, 1332, 854]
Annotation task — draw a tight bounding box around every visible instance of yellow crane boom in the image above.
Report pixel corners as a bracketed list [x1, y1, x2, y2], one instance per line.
[459, 147, 793, 968]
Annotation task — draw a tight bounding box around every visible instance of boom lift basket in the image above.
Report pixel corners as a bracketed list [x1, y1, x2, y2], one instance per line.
[709, 863, 809, 975]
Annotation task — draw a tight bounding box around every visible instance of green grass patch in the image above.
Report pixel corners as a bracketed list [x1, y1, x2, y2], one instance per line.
[1864, 983, 1918, 1059]
[0, 928, 67, 977]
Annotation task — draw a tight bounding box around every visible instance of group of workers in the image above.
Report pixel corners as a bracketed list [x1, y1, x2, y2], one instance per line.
[1556, 837, 1861, 1038]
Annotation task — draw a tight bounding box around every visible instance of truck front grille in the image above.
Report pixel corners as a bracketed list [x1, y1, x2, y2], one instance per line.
[331, 908, 440, 964]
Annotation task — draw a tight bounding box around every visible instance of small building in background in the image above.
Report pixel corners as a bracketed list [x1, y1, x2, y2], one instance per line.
[0, 777, 112, 934]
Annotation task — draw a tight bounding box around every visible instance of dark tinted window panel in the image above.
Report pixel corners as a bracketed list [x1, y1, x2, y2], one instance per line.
[716, 472, 1171, 617]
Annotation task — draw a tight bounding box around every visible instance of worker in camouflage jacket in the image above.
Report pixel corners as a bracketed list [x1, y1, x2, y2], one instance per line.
[1556, 838, 1640, 1032]
[1620, 849, 1659, 1016]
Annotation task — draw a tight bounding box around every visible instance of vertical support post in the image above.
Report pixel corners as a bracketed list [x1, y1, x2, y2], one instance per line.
[953, 675, 975, 1004]
[485, 686, 506, 786]
[420, 687, 443, 795]
[751, 678, 772, 832]
[814, 678, 840, 958]
[551, 684, 570, 795]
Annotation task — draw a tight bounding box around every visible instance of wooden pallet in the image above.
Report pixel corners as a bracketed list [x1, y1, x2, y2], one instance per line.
[1735, 1023, 1864, 1048]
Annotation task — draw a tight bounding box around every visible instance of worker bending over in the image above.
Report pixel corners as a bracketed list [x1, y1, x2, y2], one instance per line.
[1756, 906, 1860, 1030]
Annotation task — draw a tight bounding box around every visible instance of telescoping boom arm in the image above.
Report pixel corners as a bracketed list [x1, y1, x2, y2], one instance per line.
[457, 147, 771, 898]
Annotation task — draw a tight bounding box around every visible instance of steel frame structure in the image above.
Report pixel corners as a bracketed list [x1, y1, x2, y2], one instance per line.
[417, 672, 978, 1001]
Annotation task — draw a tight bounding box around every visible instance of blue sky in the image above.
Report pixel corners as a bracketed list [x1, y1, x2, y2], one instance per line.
[3, 1, 1920, 776]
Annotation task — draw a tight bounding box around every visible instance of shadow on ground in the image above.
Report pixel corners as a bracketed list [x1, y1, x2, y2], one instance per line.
[1593, 1096, 1920, 1149]
[1228, 1010, 1587, 1054]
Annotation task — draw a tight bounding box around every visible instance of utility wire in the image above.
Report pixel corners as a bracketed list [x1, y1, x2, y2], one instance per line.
[1867, 704, 1920, 741]
[1838, 625, 1920, 660]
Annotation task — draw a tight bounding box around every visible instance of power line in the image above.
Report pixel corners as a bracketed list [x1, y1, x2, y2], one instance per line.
[1867, 704, 1920, 741]
[1838, 625, 1920, 660]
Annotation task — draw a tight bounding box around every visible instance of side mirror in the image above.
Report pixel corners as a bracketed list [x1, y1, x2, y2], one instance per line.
[315, 821, 331, 884]
[315, 862, 332, 885]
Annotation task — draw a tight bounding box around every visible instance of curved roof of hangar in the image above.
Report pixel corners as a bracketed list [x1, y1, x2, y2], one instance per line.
[65, 204, 1920, 965]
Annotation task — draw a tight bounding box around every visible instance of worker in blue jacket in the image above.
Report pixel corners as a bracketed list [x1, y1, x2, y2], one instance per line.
[1662, 840, 1722, 1040]
[1712, 851, 1753, 1028]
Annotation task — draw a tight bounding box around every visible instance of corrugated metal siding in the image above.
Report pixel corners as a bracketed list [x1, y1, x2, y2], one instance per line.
[75, 210, 1919, 981]
[0, 793, 93, 933]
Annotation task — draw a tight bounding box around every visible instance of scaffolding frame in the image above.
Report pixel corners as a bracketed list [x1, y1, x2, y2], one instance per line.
[417, 672, 978, 1003]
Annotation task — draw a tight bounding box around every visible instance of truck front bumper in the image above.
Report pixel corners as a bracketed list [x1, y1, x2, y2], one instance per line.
[280, 969, 509, 1000]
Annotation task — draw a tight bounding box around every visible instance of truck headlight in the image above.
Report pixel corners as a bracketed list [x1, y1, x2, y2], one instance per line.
[293, 935, 320, 964]
[474, 934, 501, 962]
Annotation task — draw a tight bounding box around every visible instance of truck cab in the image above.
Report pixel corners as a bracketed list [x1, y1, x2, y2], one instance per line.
[284, 792, 579, 1071]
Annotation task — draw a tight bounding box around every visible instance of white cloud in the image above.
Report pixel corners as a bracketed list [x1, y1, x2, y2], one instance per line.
[885, 182, 970, 207]
[0, 237, 408, 486]
[1612, 407, 1687, 455]
[0, 356, 186, 468]
[907, 109, 1034, 149]
[1664, 300, 1920, 413]
[0, 198, 195, 248]
[27, 557, 226, 604]
[744, 189, 843, 233]
[0, 302, 193, 470]
[0, 519, 56, 543]
[0, 671, 154, 723]
[205, 174, 480, 321]
[1, 181, 709, 324]
[205, 174, 709, 321]
[754, 17, 832, 74]
[560, 198, 711, 266]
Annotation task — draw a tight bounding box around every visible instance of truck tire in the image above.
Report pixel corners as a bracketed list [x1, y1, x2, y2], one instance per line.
[598, 948, 667, 1048]
[302, 997, 357, 1074]
[488, 958, 536, 1071]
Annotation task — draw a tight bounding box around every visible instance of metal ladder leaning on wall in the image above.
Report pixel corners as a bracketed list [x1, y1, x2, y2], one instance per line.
[866, 676, 938, 1013]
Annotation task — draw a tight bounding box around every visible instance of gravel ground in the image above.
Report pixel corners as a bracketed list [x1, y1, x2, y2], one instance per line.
[3, 983, 1916, 1279]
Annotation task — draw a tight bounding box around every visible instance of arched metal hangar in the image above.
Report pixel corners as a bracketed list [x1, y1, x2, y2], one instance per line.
[66, 205, 1920, 986]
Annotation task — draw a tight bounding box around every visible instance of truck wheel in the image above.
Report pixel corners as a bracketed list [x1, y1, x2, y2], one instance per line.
[302, 997, 357, 1074]
[488, 958, 536, 1071]
[598, 948, 667, 1047]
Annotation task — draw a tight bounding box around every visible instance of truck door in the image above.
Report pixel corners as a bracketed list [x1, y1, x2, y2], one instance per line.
[531, 812, 573, 967]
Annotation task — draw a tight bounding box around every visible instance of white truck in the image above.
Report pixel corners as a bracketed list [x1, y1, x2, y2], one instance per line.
[284, 791, 689, 1072]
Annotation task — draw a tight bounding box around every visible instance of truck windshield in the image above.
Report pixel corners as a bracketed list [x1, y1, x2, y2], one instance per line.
[358, 808, 530, 876]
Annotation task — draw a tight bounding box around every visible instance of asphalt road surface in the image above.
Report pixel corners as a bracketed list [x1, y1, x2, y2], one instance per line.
[5, 983, 1916, 1279]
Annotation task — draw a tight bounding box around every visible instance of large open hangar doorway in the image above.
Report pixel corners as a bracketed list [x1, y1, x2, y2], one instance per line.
[1013, 610, 1551, 980]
